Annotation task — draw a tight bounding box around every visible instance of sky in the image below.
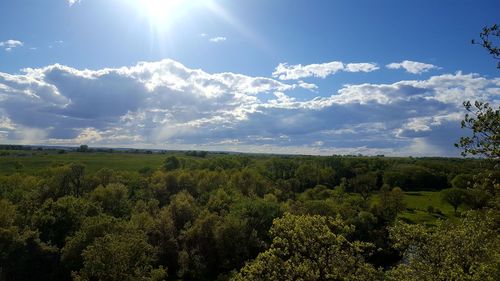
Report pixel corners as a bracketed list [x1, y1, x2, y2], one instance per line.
[0, 0, 499, 156]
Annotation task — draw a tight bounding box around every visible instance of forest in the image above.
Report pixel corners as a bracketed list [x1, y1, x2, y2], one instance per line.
[0, 144, 498, 281]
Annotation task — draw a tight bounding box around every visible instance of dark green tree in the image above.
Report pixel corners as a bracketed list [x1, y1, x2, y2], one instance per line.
[350, 172, 377, 201]
[163, 156, 180, 171]
[441, 187, 467, 214]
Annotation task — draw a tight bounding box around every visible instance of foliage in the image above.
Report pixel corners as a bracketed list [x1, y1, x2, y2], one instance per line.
[32, 196, 101, 247]
[233, 213, 380, 281]
[163, 156, 180, 171]
[0, 150, 496, 280]
[73, 231, 166, 281]
[441, 187, 468, 214]
[455, 101, 499, 159]
[387, 210, 500, 281]
[472, 24, 500, 69]
[89, 183, 131, 218]
[373, 185, 406, 223]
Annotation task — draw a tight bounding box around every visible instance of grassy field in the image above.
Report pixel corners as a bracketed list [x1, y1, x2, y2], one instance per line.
[0, 150, 170, 174]
[398, 191, 463, 225]
[371, 190, 461, 225]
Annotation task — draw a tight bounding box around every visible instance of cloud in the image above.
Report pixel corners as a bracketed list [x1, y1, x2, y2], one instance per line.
[68, 0, 81, 6]
[0, 39, 23, 52]
[386, 60, 439, 74]
[0, 59, 497, 156]
[298, 81, 318, 91]
[209, 36, 227, 43]
[345, 63, 380, 73]
[272, 61, 379, 80]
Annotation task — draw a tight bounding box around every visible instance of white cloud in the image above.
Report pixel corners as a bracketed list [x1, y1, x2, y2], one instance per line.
[0, 39, 23, 51]
[272, 61, 379, 80]
[345, 63, 380, 73]
[68, 0, 81, 6]
[209, 36, 227, 43]
[386, 60, 439, 74]
[0, 59, 497, 156]
[298, 81, 318, 91]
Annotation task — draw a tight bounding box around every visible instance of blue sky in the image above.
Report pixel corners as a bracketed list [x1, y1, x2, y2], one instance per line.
[0, 0, 498, 156]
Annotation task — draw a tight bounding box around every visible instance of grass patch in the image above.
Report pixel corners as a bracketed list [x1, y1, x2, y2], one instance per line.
[399, 191, 465, 225]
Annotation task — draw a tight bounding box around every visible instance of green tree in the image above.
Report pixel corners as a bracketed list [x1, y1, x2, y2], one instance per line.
[0, 199, 64, 280]
[350, 172, 377, 201]
[61, 214, 128, 271]
[387, 210, 500, 281]
[163, 156, 180, 171]
[45, 163, 87, 198]
[455, 101, 499, 159]
[32, 196, 100, 247]
[177, 210, 220, 280]
[149, 206, 180, 278]
[73, 231, 166, 281]
[373, 185, 406, 223]
[294, 163, 319, 191]
[451, 173, 474, 189]
[89, 183, 131, 218]
[233, 213, 380, 281]
[167, 190, 199, 231]
[441, 187, 467, 214]
[77, 145, 89, 152]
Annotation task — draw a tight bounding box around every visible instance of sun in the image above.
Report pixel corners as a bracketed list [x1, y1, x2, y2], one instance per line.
[142, 0, 182, 23]
[133, 0, 207, 31]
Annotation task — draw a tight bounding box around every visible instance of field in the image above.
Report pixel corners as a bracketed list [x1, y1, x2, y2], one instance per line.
[399, 191, 459, 224]
[0, 150, 169, 174]
[0, 149, 460, 225]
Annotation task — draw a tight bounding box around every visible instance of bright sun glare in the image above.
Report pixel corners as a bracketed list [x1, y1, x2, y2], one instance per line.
[135, 0, 209, 31]
[141, 0, 183, 24]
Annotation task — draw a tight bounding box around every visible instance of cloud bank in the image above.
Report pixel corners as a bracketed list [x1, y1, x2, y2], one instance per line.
[0, 59, 498, 156]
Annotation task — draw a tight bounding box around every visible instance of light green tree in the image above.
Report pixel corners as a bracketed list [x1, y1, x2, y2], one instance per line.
[233, 213, 380, 281]
[73, 231, 166, 281]
[387, 210, 500, 281]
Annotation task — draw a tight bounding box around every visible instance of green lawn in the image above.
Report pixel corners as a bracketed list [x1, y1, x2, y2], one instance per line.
[399, 191, 464, 225]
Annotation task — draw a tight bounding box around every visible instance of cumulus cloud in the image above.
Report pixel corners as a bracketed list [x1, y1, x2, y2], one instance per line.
[272, 61, 379, 80]
[0, 39, 23, 51]
[0, 58, 497, 156]
[209, 36, 227, 43]
[386, 60, 439, 74]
